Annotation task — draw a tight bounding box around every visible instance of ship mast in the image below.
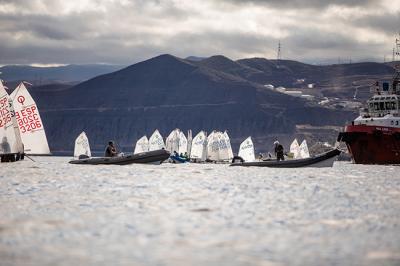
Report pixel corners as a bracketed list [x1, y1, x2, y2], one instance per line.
[392, 65, 400, 95]
[395, 33, 400, 61]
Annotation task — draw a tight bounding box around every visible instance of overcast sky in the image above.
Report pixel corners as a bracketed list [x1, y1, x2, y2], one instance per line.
[0, 0, 399, 65]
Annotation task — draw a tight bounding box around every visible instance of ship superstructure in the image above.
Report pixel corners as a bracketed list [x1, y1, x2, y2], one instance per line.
[338, 68, 400, 164]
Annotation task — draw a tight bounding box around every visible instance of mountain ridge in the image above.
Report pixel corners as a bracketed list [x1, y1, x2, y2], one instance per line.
[27, 53, 362, 153]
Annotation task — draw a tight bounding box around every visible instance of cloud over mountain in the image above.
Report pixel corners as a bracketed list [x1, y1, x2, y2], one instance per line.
[0, 0, 398, 65]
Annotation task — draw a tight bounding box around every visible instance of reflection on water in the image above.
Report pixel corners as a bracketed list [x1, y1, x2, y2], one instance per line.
[0, 158, 399, 266]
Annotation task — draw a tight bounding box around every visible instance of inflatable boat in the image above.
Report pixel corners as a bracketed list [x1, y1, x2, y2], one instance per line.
[230, 149, 341, 168]
[169, 154, 189, 163]
[69, 149, 170, 165]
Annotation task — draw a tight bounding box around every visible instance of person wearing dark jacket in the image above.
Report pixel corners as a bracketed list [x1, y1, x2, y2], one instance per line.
[1, 137, 11, 154]
[274, 141, 285, 161]
[1, 137, 11, 162]
[104, 141, 118, 157]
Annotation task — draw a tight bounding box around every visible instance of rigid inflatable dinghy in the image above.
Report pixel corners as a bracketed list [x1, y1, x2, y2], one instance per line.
[230, 149, 341, 168]
[169, 154, 189, 163]
[69, 149, 170, 165]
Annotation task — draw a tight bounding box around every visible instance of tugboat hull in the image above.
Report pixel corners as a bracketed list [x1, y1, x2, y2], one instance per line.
[338, 125, 400, 164]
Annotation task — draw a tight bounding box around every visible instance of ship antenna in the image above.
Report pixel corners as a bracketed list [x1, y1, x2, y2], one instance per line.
[393, 64, 400, 94]
[395, 33, 400, 61]
[277, 40, 282, 61]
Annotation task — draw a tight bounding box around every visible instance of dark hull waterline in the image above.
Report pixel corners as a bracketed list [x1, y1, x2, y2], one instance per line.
[230, 149, 341, 168]
[69, 149, 170, 165]
[1, 152, 25, 163]
[338, 125, 400, 164]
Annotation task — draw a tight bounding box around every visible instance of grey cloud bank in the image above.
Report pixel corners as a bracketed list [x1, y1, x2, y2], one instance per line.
[0, 0, 398, 65]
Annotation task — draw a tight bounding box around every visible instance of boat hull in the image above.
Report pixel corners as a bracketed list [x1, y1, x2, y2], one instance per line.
[230, 149, 341, 168]
[0, 153, 24, 163]
[338, 125, 400, 164]
[69, 149, 170, 165]
[169, 155, 189, 163]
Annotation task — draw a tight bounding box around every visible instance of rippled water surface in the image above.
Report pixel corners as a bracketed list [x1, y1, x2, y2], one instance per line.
[1, 157, 400, 266]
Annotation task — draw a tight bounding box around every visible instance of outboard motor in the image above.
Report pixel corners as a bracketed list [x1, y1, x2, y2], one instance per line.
[231, 156, 244, 163]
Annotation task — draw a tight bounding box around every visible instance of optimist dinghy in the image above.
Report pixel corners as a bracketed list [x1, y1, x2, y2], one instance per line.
[230, 149, 341, 168]
[0, 81, 24, 162]
[10, 82, 50, 155]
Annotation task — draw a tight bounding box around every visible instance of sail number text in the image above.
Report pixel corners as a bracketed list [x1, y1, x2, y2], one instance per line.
[15, 106, 42, 133]
[0, 97, 11, 128]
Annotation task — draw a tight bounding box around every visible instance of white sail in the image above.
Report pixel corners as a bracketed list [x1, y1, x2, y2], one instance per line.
[207, 131, 220, 161]
[299, 139, 310, 158]
[187, 129, 192, 158]
[10, 82, 50, 154]
[190, 131, 207, 161]
[0, 81, 23, 154]
[134, 135, 149, 154]
[166, 129, 180, 153]
[238, 136, 255, 162]
[290, 138, 301, 159]
[178, 131, 187, 155]
[206, 131, 233, 162]
[74, 131, 91, 158]
[223, 131, 234, 160]
[217, 132, 230, 161]
[149, 129, 165, 151]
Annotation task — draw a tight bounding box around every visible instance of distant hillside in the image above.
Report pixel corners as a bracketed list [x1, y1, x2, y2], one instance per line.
[31, 54, 356, 153]
[237, 58, 395, 86]
[0, 64, 124, 85]
[185, 56, 207, 62]
[194, 55, 263, 81]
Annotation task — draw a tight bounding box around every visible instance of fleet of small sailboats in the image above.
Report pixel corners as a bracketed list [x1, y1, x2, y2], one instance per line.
[70, 127, 337, 167]
[0, 79, 339, 167]
[131, 129, 236, 163]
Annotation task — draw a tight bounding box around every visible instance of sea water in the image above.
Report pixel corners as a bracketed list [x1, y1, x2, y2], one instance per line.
[0, 158, 399, 266]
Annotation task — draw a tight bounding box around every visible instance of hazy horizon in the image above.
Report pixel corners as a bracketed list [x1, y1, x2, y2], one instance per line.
[1, 53, 400, 69]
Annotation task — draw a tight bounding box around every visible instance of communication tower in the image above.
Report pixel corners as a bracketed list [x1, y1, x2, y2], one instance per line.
[396, 33, 400, 60]
[277, 40, 282, 61]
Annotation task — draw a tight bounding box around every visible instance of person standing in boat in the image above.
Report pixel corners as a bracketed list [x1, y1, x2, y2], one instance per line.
[1, 137, 11, 154]
[0, 137, 11, 163]
[274, 141, 285, 161]
[104, 141, 118, 157]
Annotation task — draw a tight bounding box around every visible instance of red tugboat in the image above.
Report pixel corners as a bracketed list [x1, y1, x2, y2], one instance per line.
[338, 68, 400, 164]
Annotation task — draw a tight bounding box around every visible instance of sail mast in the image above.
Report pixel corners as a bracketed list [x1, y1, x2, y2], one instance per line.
[8, 98, 23, 153]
